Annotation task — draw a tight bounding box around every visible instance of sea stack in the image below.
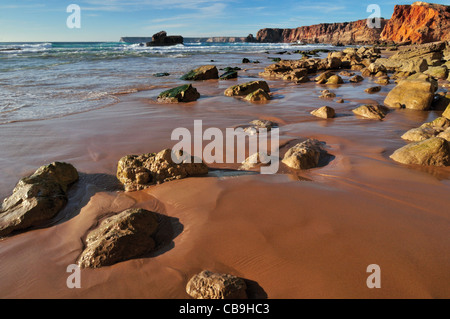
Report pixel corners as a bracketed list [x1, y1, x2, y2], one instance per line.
[146, 31, 183, 46]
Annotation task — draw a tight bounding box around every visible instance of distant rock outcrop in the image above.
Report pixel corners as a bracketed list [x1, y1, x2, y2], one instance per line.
[256, 19, 387, 45]
[146, 31, 183, 46]
[380, 2, 450, 44]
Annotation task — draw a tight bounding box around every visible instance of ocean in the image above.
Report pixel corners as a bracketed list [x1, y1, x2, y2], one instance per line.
[0, 41, 335, 124]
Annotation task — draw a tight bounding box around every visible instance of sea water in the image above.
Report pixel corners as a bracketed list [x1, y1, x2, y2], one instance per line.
[0, 42, 335, 124]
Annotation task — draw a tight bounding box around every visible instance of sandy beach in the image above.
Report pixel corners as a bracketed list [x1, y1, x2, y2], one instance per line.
[0, 50, 449, 299]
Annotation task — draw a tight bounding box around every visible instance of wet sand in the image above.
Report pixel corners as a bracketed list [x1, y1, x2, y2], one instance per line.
[0, 57, 449, 299]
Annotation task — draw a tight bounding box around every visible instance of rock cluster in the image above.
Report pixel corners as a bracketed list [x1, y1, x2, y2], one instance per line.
[259, 46, 382, 84]
[116, 149, 209, 191]
[224, 80, 271, 102]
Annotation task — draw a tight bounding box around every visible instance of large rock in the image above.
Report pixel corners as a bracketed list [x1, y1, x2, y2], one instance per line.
[117, 149, 209, 191]
[384, 79, 436, 110]
[0, 162, 78, 237]
[181, 65, 219, 81]
[310, 106, 335, 119]
[186, 270, 248, 299]
[157, 84, 200, 103]
[282, 139, 328, 170]
[78, 208, 159, 268]
[224, 81, 270, 97]
[401, 117, 450, 142]
[352, 104, 388, 120]
[390, 137, 450, 166]
[443, 105, 450, 120]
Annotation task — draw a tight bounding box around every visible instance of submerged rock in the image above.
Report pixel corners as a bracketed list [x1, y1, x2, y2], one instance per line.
[239, 152, 271, 170]
[186, 270, 248, 299]
[224, 80, 270, 97]
[364, 86, 381, 94]
[352, 104, 388, 120]
[244, 119, 278, 135]
[78, 208, 159, 268]
[180, 65, 219, 81]
[157, 84, 200, 103]
[390, 137, 450, 167]
[116, 149, 209, 191]
[310, 106, 336, 119]
[0, 162, 78, 237]
[282, 139, 329, 170]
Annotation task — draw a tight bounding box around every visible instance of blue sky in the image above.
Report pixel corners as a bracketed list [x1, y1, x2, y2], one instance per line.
[0, 0, 447, 42]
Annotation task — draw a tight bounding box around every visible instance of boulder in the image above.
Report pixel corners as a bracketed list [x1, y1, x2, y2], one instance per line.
[186, 270, 248, 299]
[310, 106, 336, 119]
[326, 75, 344, 85]
[116, 149, 209, 191]
[424, 66, 448, 79]
[319, 89, 336, 99]
[390, 137, 450, 167]
[244, 88, 270, 102]
[384, 79, 436, 110]
[365, 86, 381, 94]
[78, 208, 159, 268]
[401, 117, 450, 142]
[282, 139, 328, 170]
[219, 70, 238, 80]
[375, 77, 390, 85]
[0, 162, 78, 237]
[352, 104, 388, 120]
[349, 75, 364, 83]
[180, 65, 219, 81]
[157, 84, 200, 103]
[315, 71, 334, 84]
[224, 81, 270, 97]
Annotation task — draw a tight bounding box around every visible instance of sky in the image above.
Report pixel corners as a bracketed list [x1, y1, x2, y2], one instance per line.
[0, 0, 448, 42]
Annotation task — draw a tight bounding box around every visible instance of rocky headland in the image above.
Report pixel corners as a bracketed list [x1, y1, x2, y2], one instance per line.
[256, 2, 449, 45]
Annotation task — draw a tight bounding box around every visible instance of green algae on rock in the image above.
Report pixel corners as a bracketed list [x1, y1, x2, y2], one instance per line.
[157, 84, 200, 103]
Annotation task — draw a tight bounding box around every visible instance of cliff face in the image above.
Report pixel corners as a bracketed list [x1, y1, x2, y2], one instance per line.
[256, 19, 387, 45]
[380, 2, 450, 44]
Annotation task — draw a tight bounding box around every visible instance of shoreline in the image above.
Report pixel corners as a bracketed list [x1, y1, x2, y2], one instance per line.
[0, 44, 449, 299]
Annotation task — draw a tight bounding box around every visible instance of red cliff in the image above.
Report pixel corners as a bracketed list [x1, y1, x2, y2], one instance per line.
[380, 2, 450, 44]
[256, 19, 387, 45]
